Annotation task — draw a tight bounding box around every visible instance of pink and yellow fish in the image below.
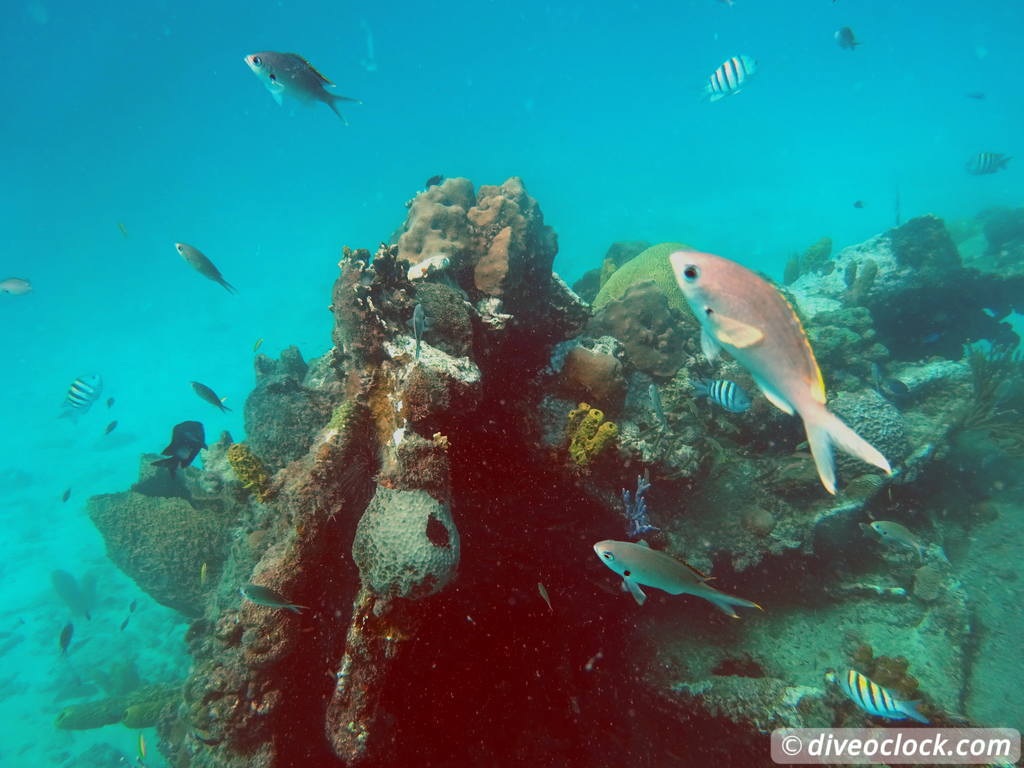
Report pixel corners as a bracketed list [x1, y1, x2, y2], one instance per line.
[670, 250, 891, 494]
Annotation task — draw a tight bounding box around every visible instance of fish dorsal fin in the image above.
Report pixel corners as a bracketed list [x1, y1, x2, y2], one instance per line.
[707, 311, 764, 348]
[680, 558, 712, 581]
[777, 289, 827, 404]
[296, 55, 334, 85]
[753, 374, 795, 415]
[700, 328, 722, 361]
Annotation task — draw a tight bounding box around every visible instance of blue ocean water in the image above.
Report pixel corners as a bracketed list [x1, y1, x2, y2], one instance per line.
[1, 0, 1022, 764]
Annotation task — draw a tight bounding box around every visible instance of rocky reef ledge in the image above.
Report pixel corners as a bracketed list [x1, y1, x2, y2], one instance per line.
[87, 180, 1024, 766]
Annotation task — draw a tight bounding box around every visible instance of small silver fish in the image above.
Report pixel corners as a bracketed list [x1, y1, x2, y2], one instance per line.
[244, 52, 361, 124]
[594, 540, 761, 618]
[868, 520, 926, 561]
[648, 384, 668, 429]
[240, 583, 305, 613]
[537, 582, 553, 613]
[175, 243, 236, 293]
[0, 277, 32, 295]
[966, 152, 1010, 175]
[191, 381, 231, 412]
[830, 669, 929, 723]
[692, 378, 751, 413]
[835, 27, 860, 50]
[704, 55, 757, 102]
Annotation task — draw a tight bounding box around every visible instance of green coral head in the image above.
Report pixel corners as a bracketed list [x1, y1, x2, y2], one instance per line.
[592, 242, 691, 312]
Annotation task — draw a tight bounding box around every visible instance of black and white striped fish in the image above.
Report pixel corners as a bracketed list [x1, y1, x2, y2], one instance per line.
[60, 374, 102, 419]
[693, 378, 751, 413]
[833, 669, 929, 724]
[704, 55, 757, 102]
[965, 152, 1010, 175]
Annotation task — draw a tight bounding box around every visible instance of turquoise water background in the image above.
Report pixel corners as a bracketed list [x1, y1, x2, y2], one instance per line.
[0, 0, 1021, 764]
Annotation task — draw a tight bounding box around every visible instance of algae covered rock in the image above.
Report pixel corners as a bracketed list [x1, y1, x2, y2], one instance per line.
[352, 487, 460, 600]
[55, 683, 180, 731]
[87, 491, 233, 617]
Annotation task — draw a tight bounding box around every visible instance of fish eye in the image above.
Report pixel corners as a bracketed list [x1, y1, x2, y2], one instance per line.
[252, 56, 262, 66]
[602, 551, 614, 561]
[269, 73, 277, 81]
[683, 265, 700, 281]
[623, 570, 631, 577]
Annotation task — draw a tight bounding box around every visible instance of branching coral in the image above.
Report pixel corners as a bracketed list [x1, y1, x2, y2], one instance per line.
[954, 343, 1024, 456]
[566, 403, 618, 466]
[227, 443, 273, 501]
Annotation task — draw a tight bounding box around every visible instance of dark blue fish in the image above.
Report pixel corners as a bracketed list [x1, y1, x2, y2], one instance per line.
[425, 175, 444, 189]
[621, 474, 658, 539]
[412, 303, 429, 359]
[103, 420, 118, 435]
[60, 374, 102, 419]
[835, 27, 860, 50]
[966, 152, 1010, 175]
[693, 378, 751, 413]
[59, 623, 74, 655]
[152, 421, 206, 477]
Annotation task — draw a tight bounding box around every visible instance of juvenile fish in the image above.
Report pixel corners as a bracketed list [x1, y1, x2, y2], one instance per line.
[537, 582, 553, 613]
[966, 152, 1010, 175]
[0, 277, 32, 295]
[594, 540, 761, 618]
[175, 243, 236, 293]
[119, 616, 130, 632]
[200, 562, 208, 587]
[103, 420, 118, 435]
[831, 669, 929, 723]
[704, 55, 757, 102]
[152, 420, 206, 477]
[191, 381, 231, 412]
[425, 175, 444, 189]
[240, 583, 306, 613]
[254, 337, 264, 353]
[61, 488, 71, 503]
[244, 52, 361, 124]
[692, 378, 751, 413]
[852, 200, 864, 209]
[106, 397, 115, 408]
[671, 250, 891, 494]
[61, 374, 103, 420]
[59, 622, 74, 655]
[835, 27, 860, 50]
[868, 520, 926, 560]
[649, 384, 668, 429]
[412, 303, 429, 359]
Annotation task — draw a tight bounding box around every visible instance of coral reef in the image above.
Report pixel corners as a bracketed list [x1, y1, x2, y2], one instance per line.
[591, 241, 691, 313]
[226, 442, 273, 501]
[571, 240, 650, 303]
[560, 342, 628, 410]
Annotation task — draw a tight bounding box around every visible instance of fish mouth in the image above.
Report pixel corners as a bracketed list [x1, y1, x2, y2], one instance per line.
[243, 55, 258, 73]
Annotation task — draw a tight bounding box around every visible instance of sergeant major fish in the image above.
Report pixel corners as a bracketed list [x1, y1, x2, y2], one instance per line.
[152, 421, 206, 477]
[829, 668, 929, 723]
[692, 378, 751, 413]
[670, 250, 892, 494]
[244, 52, 361, 124]
[966, 152, 1011, 175]
[175, 243, 236, 293]
[240, 583, 306, 613]
[704, 55, 757, 102]
[191, 381, 231, 412]
[593, 540, 761, 618]
[60, 374, 102, 420]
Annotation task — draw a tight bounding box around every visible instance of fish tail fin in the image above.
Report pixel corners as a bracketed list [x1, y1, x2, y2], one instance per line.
[217, 278, 237, 294]
[804, 407, 892, 495]
[286, 604, 305, 614]
[325, 97, 351, 125]
[219, 403, 233, 413]
[151, 456, 178, 477]
[898, 699, 930, 724]
[704, 590, 762, 619]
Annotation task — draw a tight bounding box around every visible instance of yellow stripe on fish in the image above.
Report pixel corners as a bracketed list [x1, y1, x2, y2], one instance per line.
[836, 669, 929, 723]
[669, 250, 891, 494]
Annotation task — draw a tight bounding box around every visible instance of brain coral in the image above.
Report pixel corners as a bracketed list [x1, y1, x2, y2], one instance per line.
[829, 390, 909, 476]
[351, 487, 460, 600]
[592, 242, 691, 313]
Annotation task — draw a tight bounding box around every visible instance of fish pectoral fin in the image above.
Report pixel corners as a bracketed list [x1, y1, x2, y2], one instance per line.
[752, 375, 795, 415]
[623, 577, 647, 606]
[708, 312, 764, 348]
[700, 328, 722, 361]
[269, 89, 283, 106]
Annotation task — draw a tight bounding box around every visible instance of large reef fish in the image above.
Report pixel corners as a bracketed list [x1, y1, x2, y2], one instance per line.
[670, 250, 891, 494]
[152, 420, 206, 477]
[594, 540, 761, 619]
[244, 52, 361, 124]
[830, 669, 929, 723]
